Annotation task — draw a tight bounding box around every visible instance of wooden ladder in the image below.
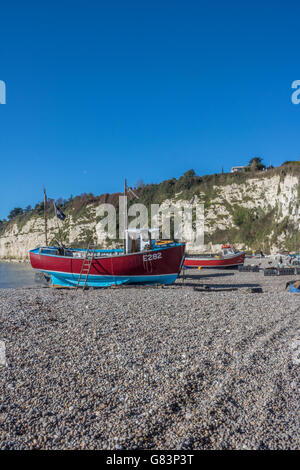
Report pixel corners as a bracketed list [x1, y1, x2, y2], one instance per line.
[76, 245, 96, 290]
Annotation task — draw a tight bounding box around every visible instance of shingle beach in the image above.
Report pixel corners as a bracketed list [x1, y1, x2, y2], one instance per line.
[0, 260, 299, 449]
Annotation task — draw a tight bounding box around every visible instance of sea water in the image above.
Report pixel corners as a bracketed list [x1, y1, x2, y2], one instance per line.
[0, 262, 43, 288]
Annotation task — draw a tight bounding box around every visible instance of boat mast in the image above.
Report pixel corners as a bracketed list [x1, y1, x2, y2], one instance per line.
[43, 186, 48, 246]
[124, 178, 127, 253]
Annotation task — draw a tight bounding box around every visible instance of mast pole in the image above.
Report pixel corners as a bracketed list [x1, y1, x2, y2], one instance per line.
[43, 186, 48, 246]
[124, 178, 127, 253]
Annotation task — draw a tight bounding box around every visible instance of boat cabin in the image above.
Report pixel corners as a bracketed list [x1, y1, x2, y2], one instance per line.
[221, 244, 238, 256]
[125, 228, 159, 253]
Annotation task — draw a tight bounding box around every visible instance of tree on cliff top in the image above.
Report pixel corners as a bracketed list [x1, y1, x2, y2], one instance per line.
[249, 157, 266, 171]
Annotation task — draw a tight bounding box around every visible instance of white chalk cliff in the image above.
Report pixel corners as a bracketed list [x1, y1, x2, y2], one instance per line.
[0, 171, 299, 260]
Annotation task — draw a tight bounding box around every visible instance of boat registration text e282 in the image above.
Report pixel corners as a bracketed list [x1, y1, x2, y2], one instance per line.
[143, 252, 162, 262]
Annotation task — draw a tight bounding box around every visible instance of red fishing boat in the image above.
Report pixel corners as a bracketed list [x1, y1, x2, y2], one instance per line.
[184, 244, 245, 268]
[30, 229, 185, 288]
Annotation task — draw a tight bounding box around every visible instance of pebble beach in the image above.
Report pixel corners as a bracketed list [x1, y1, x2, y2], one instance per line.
[0, 260, 299, 450]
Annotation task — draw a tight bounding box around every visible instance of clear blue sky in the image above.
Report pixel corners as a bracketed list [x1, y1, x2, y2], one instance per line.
[0, 0, 300, 219]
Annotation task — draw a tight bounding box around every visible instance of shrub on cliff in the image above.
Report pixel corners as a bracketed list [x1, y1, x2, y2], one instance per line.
[8, 207, 24, 220]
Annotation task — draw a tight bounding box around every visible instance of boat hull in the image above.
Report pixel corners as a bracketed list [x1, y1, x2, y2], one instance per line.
[29, 244, 185, 287]
[184, 251, 245, 268]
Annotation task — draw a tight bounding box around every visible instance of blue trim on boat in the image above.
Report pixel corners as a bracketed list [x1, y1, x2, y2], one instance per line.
[45, 270, 178, 287]
[30, 247, 124, 257]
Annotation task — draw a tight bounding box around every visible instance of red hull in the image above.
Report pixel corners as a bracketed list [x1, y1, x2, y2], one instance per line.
[184, 252, 245, 268]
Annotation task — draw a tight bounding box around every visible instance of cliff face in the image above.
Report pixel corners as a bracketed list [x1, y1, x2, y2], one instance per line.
[1, 169, 300, 260]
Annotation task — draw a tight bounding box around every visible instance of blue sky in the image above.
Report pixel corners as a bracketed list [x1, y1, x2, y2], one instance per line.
[0, 0, 300, 219]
